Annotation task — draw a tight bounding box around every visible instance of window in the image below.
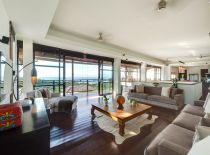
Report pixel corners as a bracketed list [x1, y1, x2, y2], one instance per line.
[16, 43, 114, 98]
[99, 60, 113, 95]
[0, 53, 5, 94]
[34, 50, 63, 94]
[146, 65, 161, 81]
[120, 61, 141, 91]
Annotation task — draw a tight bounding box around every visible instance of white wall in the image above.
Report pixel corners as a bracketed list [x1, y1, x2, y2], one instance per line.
[140, 63, 147, 81]
[186, 66, 209, 82]
[161, 65, 171, 81]
[0, 0, 9, 38]
[113, 58, 121, 98]
[0, 0, 12, 103]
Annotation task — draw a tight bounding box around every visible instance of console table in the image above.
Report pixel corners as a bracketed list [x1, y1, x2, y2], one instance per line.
[0, 98, 50, 155]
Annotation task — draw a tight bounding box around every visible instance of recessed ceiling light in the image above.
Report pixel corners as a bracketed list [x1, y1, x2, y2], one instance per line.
[178, 42, 191, 48]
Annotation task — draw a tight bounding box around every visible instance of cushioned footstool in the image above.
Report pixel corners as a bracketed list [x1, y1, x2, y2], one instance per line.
[50, 96, 78, 113]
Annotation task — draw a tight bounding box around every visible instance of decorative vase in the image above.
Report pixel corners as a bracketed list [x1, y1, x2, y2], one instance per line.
[104, 101, 108, 106]
[131, 100, 136, 106]
[117, 95, 125, 110]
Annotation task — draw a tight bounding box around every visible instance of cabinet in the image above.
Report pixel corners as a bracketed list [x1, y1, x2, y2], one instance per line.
[0, 98, 50, 155]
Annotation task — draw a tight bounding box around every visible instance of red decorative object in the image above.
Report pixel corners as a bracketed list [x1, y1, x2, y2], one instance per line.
[0, 102, 22, 131]
[117, 96, 125, 110]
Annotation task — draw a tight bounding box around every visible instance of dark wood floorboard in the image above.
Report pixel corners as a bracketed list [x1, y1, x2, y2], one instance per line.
[50, 96, 177, 155]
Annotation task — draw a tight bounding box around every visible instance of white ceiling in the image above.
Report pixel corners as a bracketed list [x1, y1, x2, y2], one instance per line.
[2, 0, 59, 38]
[1, 0, 210, 66]
[51, 0, 210, 62]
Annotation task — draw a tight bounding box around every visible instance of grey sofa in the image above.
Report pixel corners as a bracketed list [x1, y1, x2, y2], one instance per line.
[26, 89, 78, 113]
[128, 86, 184, 111]
[144, 100, 205, 155]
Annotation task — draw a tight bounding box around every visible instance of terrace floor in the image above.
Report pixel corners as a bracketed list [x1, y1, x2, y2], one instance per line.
[50, 95, 177, 155]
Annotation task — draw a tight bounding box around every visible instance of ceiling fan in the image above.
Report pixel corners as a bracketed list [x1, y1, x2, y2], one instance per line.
[157, 0, 196, 12]
[97, 32, 103, 42]
[178, 61, 185, 64]
[158, 0, 167, 11]
[196, 55, 210, 59]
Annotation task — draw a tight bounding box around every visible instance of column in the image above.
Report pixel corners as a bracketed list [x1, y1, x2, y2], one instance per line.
[140, 62, 147, 82]
[163, 65, 171, 81]
[113, 58, 121, 98]
[161, 66, 165, 81]
[22, 39, 33, 95]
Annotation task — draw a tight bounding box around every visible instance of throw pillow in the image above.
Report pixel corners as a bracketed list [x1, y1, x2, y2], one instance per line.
[204, 96, 210, 113]
[193, 125, 210, 144]
[44, 88, 51, 98]
[161, 87, 171, 97]
[204, 113, 210, 119]
[170, 88, 178, 99]
[39, 88, 48, 98]
[136, 85, 144, 93]
[203, 93, 210, 108]
[199, 118, 210, 127]
[35, 90, 43, 98]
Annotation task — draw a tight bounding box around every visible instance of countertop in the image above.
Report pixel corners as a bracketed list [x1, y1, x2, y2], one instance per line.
[145, 81, 201, 85]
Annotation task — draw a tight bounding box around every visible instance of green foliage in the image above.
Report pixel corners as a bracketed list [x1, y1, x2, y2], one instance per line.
[103, 95, 109, 102]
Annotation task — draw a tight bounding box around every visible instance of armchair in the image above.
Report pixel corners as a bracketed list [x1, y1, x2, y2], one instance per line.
[26, 88, 78, 113]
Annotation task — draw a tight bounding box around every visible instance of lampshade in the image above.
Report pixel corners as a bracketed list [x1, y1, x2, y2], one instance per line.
[31, 67, 37, 86]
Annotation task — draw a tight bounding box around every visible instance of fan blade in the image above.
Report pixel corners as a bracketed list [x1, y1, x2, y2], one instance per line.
[167, 0, 196, 11]
[179, 61, 185, 64]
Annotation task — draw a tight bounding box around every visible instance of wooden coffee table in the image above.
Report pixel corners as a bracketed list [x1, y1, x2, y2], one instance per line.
[91, 102, 152, 136]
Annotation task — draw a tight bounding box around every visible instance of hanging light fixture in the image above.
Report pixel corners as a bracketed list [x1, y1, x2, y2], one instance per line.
[2, 60, 38, 101]
[158, 0, 167, 12]
[31, 66, 37, 86]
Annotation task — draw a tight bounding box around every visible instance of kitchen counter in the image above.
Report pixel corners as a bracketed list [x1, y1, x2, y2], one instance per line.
[157, 81, 201, 85]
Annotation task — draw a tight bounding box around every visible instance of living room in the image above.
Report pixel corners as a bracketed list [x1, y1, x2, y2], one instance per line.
[0, 0, 210, 155]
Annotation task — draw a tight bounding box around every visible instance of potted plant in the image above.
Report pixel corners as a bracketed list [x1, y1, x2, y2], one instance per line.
[172, 78, 178, 88]
[103, 95, 109, 106]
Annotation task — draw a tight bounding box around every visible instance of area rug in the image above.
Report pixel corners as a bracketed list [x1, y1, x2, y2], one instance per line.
[94, 112, 158, 144]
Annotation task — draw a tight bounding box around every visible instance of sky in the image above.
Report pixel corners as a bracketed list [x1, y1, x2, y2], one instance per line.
[18, 59, 112, 80]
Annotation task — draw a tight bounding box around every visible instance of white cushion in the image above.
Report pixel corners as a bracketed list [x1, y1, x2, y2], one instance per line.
[161, 87, 171, 97]
[204, 96, 210, 113]
[35, 90, 43, 98]
[203, 93, 210, 108]
[193, 125, 210, 144]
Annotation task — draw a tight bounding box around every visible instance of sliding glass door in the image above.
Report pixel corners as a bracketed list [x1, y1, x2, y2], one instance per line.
[16, 43, 114, 99]
[72, 60, 98, 97]
[99, 60, 113, 95]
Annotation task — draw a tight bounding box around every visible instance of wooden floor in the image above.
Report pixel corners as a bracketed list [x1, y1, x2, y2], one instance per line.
[50, 96, 177, 155]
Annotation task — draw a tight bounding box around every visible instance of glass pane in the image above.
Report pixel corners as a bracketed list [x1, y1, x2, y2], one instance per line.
[103, 65, 112, 70]
[146, 68, 155, 81]
[35, 59, 59, 67]
[103, 70, 112, 81]
[0, 61, 5, 93]
[35, 66, 60, 93]
[87, 64, 98, 79]
[65, 62, 72, 95]
[74, 62, 88, 80]
[102, 82, 112, 94]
